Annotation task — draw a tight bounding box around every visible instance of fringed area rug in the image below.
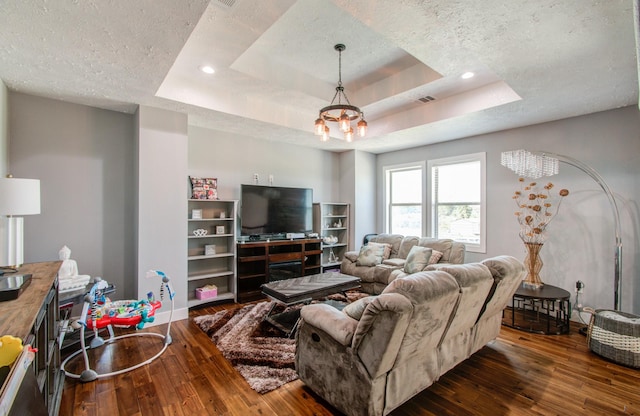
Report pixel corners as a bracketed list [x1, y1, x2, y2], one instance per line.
[193, 301, 299, 394]
[193, 292, 367, 394]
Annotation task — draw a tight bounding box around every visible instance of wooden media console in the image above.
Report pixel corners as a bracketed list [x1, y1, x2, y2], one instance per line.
[236, 238, 321, 302]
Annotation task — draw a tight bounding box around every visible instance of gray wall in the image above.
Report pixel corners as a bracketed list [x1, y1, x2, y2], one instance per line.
[137, 106, 188, 318]
[187, 129, 373, 255]
[0, 81, 7, 172]
[339, 150, 376, 250]
[338, 151, 356, 250]
[188, 125, 342, 206]
[7, 91, 639, 316]
[377, 106, 640, 315]
[0, 81, 8, 263]
[6, 95, 351, 303]
[9, 92, 136, 298]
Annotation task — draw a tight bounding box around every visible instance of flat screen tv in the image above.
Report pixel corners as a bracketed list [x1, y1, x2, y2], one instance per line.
[240, 185, 313, 237]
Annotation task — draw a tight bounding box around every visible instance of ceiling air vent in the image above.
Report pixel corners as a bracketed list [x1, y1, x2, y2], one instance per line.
[418, 96, 436, 103]
[216, 0, 237, 8]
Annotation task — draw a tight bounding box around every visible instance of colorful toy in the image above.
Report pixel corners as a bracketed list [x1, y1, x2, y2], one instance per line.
[61, 270, 176, 382]
[84, 298, 161, 330]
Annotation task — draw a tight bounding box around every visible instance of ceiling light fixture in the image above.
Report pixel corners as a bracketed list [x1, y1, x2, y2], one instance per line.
[200, 65, 215, 74]
[461, 71, 475, 79]
[314, 44, 367, 142]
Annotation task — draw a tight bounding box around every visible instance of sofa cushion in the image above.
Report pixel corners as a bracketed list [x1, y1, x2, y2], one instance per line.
[342, 296, 377, 320]
[415, 238, 466, 264]
[382, 258, 405, 267]
[388, 268, 407, 284]
[417, 237, 453, 258]
[404, 246, 433, 274]
[356, 242, 391, 266]
[370, 234, 404, 258]
[398, 236, 420, 259]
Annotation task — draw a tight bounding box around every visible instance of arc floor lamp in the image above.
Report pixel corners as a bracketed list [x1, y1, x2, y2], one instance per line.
[501, 149, 623, 311]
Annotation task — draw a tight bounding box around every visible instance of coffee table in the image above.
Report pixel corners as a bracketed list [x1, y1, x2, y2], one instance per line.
[261, 272, 361, 337]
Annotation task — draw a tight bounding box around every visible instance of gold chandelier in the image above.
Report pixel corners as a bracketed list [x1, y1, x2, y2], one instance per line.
[314, 44, 367, 142]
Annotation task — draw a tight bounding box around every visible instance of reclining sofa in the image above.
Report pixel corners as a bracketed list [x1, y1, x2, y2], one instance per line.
[341, 234, 466, 294]
[295, 255, 525, 416]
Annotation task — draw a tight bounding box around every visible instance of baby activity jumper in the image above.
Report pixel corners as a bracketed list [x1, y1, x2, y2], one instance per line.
[61, 270, 175, 382]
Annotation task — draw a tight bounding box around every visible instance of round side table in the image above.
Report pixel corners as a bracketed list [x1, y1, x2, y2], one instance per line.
[502, 283, 571, 335]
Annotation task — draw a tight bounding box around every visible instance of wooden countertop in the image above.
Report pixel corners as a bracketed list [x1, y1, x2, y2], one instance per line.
[0, 261, 61, 341]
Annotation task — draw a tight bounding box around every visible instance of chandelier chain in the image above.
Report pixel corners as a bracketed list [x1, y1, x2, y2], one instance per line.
[338, 47, 342, 87]
[331, 47, 351, 106]
[330, 88, 340, 106]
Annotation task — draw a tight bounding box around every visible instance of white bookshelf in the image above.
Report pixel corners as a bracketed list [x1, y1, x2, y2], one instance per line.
[313, 202, 350, 272]
[187, 199, 238, 307]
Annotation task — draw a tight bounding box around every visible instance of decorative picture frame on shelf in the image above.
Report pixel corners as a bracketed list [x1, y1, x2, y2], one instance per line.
[216, 225, 225, 235]
[205, 245, 216, 255]
[192, 209, 202, 220]
[189, 176, 218, 200]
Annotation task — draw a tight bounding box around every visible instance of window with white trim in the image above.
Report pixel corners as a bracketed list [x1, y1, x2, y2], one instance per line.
[427, 153, 486, 253]
[384, 163, 424, 236]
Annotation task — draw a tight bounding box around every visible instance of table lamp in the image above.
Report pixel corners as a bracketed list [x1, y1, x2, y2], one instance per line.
[0, 175, 41, 269]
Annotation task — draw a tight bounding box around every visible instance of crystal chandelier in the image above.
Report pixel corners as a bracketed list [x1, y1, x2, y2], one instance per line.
[314, 44, 367, 142]
[500, 149, 558, 179]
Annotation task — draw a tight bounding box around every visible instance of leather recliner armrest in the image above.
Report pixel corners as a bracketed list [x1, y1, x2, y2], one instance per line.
[344, 251, 359, 262]
[300, 303, 358, 346]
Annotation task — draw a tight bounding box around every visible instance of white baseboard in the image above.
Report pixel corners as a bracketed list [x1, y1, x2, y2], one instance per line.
[144, 307, 189, 327]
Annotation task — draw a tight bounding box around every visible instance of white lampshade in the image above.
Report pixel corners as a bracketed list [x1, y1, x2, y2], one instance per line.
[0, 177, 40, 268]
[0, 177, 41, 216]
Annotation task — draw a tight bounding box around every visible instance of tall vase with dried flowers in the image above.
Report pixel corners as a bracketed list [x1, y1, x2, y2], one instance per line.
[513, 178, 569, 288]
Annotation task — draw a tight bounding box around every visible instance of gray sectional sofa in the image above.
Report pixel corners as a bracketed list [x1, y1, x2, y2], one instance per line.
[341, 233, 466, 294]
[296, 255, 525, 416]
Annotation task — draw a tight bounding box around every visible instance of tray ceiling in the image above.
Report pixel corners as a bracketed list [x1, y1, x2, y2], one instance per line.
[0, 0, 637, 153]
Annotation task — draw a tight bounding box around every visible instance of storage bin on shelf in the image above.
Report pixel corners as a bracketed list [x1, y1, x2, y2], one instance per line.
[195, 284, 218, 300]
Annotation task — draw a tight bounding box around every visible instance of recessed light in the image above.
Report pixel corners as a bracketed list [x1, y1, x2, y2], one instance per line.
[200, 65, 215, 74]
[461, 72, 474, 79]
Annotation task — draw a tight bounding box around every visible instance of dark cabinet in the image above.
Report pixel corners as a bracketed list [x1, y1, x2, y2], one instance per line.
[236, 239, 321, 302]
[0, 261, 63, 416]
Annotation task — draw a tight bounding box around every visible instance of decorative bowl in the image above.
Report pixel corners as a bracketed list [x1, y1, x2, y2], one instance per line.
[323, 236, 338, 245]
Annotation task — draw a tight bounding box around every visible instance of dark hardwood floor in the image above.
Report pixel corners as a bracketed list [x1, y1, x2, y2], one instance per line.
[60, 301, 639, 415]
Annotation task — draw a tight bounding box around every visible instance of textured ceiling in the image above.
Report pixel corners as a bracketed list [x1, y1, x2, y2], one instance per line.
[0, 0, 637, 154]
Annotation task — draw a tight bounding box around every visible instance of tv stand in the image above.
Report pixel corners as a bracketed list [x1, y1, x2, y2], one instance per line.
[236, 238, 321, 302]
[248, 233, 288, 241]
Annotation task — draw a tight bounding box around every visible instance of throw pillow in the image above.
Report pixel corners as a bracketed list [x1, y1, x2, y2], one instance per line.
[189, 176, 218, 200]
[369, 241, 392, 260]
[429, 249, 444, 264]
[404, 246, 433, 274]
[342, 296, 376, 320]
[356, 242, 391, 266]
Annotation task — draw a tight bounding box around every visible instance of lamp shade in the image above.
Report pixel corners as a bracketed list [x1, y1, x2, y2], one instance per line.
[0, 177, 41, 216]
